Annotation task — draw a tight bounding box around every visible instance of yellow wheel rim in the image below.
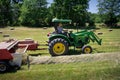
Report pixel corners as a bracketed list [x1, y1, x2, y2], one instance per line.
[53, 43, 65, 55]
[84, 47, 91, 53]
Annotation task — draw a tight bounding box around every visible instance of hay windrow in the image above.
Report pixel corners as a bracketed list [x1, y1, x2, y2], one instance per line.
[30, 52, 120, 64]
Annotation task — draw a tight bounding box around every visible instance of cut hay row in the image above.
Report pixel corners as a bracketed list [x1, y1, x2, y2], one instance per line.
[30, 52, 120, 64]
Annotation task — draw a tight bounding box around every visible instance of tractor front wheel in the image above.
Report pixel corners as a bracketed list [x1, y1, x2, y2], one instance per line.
[49, 38, 69, 56]
[82, 45, 92, 54]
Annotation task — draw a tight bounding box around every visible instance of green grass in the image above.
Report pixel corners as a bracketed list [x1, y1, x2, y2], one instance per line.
[91, 28, 120, 53]
[0, 61, 120, 80]
[0, 27, 120, 55]
[0, 27, 120, 80]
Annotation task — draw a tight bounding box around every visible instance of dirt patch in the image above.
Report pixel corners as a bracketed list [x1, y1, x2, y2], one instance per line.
[30, 52, 120, 64]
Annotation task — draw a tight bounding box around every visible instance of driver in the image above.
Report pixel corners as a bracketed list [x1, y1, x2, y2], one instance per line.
[57, 23, 63, 33]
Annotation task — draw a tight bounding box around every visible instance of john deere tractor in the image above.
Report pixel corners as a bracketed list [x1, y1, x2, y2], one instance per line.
[48, 18, 102, 56]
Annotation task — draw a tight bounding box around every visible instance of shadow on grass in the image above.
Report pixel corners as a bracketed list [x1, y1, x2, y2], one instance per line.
[0, 65, 31, 74]
[68, 48, 105, 55]
[27, 48, 49, 56]
[68, 49, 82, 55]
[28, 48, 105, 57]
[0, 67, 17, 74]
[29, 53, 42, 56]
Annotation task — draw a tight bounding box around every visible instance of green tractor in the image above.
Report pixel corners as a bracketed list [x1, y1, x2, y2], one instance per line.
[48, 18, 102, 56]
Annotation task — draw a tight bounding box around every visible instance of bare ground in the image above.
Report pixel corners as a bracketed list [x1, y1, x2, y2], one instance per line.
[29, 52, 120, 64]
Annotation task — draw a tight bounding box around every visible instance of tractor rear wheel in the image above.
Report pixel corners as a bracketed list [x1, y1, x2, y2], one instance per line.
[82, 45, 92, 54]
[49, 38, 69, 56]
[0, 62, 9, 72]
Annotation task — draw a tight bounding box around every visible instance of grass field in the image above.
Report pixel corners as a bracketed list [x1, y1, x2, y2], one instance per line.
[0, 61, 120, 80]
[0, 27, 120, 80]
[0, 27, 120, 55]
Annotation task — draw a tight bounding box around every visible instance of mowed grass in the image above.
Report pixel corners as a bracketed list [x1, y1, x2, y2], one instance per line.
[0, 27, 120, 55]
[90, 28, 120, 53]
[0, 61, 120, 80]
[0, 27, 120, 80]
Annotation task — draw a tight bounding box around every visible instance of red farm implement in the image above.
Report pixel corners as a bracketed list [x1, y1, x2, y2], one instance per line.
[0, 39, 46, 72]
[0, 40, 27, 72]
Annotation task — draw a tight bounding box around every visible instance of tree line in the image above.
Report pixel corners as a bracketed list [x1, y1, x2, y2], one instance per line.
[0, 0, 120, 28]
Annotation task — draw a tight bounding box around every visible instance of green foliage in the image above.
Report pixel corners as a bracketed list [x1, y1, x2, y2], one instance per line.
[118, 15, 120, 22]
[89, 13, 102, 23]
[86, 12, 95, 28]
[19, 0, 48, 27]
[2, 0, 120, 28]
[0, 0, 12, 27]
[98, 0, 120, 27]
[10, 3, 22, 26]
[0, 0, 95, 28]
[50, 0, 90, 27]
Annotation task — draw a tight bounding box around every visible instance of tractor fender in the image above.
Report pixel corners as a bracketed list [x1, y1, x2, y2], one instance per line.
[49, 34, 71, 45]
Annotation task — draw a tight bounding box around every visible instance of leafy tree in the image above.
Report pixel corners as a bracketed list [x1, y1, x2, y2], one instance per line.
[0, 0, 22, 27]
[50, 0, 89, 27]
[45, 7, 53, 26]
[19, 0, 48, 27]
[98, 0, 120, 27]
[87, 12, 95, 27]
[118, 15, 120, 23]
[88, 13, 102, 23]
[0, 0, 11, 27]
[94, 14, 102, 23]
[10, 1, 22, 26]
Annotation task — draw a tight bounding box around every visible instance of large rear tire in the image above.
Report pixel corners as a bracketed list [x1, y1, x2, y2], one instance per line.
[49, 38, 69, 56]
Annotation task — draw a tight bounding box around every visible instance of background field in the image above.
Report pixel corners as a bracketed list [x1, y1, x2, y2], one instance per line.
[0, 27, 120, 55]
[0, 27, 120, 80]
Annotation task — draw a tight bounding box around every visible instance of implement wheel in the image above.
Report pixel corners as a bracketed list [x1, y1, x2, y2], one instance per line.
[82, 45, 92, 54]
[0, 62, 9, 72]
[49, 38, 69, 56]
